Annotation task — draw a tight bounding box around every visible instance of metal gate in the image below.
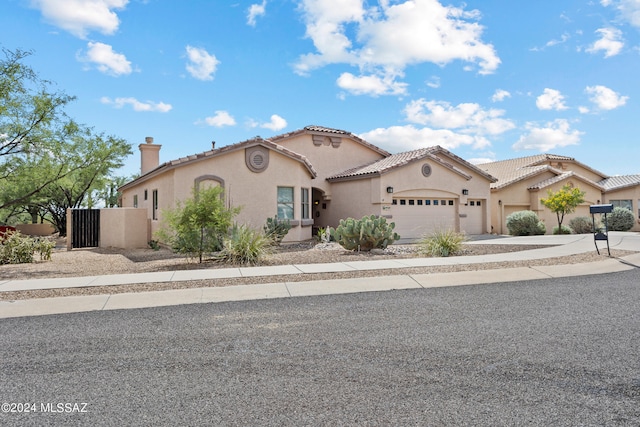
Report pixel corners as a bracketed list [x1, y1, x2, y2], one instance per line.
[71, 209, 100, 248]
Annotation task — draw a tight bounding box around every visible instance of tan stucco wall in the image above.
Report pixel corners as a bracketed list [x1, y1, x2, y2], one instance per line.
[15, 223, 56, 236]
[275, 133, 385, 198]
[100, 208, 149, 249]
[492, 177, 604, 235]
[121, 147, 316, 243]
[327, 158, 494, 236]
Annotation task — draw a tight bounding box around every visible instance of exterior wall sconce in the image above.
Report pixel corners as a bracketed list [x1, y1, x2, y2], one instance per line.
[462, 189, 469, 195]
[314, 199, 320, 205]
[386, 187, 394, 193]
[498, 200, 502, 205]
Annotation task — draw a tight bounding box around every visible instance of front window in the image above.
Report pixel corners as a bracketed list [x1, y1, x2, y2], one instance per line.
[301, 188, 310, 220]
[611, 200, 633, 211]
[277, 187, 294, 219]
[133, 195, 138, 208]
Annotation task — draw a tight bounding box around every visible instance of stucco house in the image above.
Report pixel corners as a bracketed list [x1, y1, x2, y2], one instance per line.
[478, 154, 640, 234]
[119, 125, 496, 243]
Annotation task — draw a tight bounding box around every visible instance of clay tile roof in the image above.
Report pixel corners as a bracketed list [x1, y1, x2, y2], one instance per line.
[528, 171, 573, 190]
[326, 146, 497, 182]
[119, 137, 317, 191]
[477, 153, 608, 190]
[327, 147, 439, 180]
[270, 125, 391, 157]
[599, 174, 640, 191]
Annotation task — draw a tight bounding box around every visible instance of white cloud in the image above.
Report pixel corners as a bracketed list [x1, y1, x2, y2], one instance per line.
[359, 125, 491, 152]
[512, 119, 583, 151]
[585, 85, 628, 110]
[29, 0, 128, 38]
[546, 32, 570, 48]
[77, 42, 132, 76]
[247, 0, 267, 26]
[201, 111, 236, 127]
[185, 46, 220, 81]
[601, 0, 640, 27]
[586, 27, 624, 58]
[100, 97, 172, 112]
[337, 72, 408, 96]
[295, 0, 500, 95]
[404, 99, 515, 136]
[250, 114, 288, 131]
[425, 76, 440, 89]
[491, 89, 511, 102]
[536, 88, 568, 111]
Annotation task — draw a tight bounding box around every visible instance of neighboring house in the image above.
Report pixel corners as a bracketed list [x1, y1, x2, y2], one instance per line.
[119, 125, 496, 243]
[478, 154, 640, 234]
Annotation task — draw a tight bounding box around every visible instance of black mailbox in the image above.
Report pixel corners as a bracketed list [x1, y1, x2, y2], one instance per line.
[589, 204, 613, 256]
[589, 204, 613, 214]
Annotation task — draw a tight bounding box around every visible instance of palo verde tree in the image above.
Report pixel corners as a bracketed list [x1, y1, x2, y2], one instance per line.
[155, 186, 241, 263]
[541, 184, 586, 234]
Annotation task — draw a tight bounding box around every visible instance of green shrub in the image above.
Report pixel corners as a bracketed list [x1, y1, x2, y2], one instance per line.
[506, 210, 546, 236]
[568, 216, 595, 234]
[418, 229, 467, 257]
[330, 215, 400, 251]
[0, 231, 55, 264]
[155, 186, 240, 263]
[263, 216, 291, 245]
[605, 207, 635, 231]
[552, 225, 573, 235]
[216, 224, 272, 265]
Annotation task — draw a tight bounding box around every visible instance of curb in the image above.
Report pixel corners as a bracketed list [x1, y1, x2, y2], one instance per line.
[1, 254, 638, 319]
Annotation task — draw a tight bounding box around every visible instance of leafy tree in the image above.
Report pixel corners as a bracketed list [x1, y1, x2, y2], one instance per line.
[155, 186, 241, 263]
[0, 49, 132, 233]
[541, 184, 586, 233]
[1, 48, 75, 158]
[30, 128, 132, 235]
[0, 48, 78, 208]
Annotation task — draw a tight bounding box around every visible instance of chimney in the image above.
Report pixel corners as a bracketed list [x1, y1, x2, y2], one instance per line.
[139, 136, 161, 175]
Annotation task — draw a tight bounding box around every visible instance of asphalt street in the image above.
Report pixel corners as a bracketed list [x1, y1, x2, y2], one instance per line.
[1, 269, 639, 426]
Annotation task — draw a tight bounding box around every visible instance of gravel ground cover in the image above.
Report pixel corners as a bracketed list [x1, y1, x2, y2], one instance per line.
[0, 239, 635, 301]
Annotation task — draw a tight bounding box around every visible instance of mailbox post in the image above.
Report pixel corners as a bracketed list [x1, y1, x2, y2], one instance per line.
[589, 204, 613, 256]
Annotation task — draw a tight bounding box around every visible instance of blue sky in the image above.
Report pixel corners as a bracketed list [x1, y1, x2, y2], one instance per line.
[2, 0, 639, 177]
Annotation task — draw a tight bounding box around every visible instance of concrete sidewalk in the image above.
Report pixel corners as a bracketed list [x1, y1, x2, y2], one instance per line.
[1, 233, 639, 319]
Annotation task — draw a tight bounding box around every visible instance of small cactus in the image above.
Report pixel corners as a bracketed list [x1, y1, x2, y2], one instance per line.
[330, 214, 400, 251]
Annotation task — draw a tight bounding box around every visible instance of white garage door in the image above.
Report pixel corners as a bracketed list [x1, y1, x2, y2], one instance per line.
[459, 199, 484, 235]
[391, 197, 457, 239]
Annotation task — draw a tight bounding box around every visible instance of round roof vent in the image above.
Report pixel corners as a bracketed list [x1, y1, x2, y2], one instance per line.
[422, 163, 432, 177]
[246, 147, 270, 173]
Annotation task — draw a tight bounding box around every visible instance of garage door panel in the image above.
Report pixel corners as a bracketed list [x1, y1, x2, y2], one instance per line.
[391, 198, 456, 239]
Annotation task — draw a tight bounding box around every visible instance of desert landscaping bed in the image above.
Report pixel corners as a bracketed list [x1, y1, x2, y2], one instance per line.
[1, 241, 636, 301]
